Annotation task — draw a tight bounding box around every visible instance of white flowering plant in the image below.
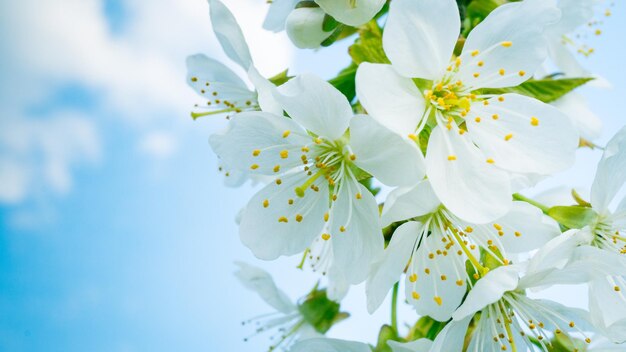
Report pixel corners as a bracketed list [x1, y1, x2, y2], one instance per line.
[187, 0, 623, 351]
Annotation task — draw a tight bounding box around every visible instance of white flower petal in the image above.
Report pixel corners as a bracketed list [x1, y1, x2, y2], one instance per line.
[471, 201, 560, 254]
[425, 125, 511, 224]
[613, 197, 626, 229]
[383, 0, 459, 80]
[518, 229, 593, 290]
[547, 38, 590, 78]
[453, 265, 521, 321]
[209, 0, 253, 69]
[366, 221, 421, 313]
[290, 338, 371, 352]
[548, 0, 594, 35]
[406, 233, 467, 322]
[315, 0, 385, 27]
[247, 66, 282, 115]
[381, 180, 441, 228]
[553, 246, 626, 284]
[350, 114, 425, 187]
[590, 277, 626, 343]
[388, 339, 433, 352]
[457, 0, 560, 89]
[466, 94, 578, 175]
[430, 316, 473, 352]
[553, 92, 602, 141]
[275, 74, 352, 140]
[239, 172, 330, 260]
[591, 126, 626, 212]
[209, 112, 310, 175]
[186, 54, 248, 89]
[330, 179, 384, 285]
[234, 262, 296, 314]
[327, 270, 350, 302]
[263, 0, 298, 32]
[285, 7, 333, 49]
[356, 63, 427, 136]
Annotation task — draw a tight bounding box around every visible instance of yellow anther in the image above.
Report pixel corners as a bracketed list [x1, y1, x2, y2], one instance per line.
[282, 130, 291, 138]
[504, 134, 513, 141]
[475, 117, 481, 123]
[409, 273, 418, 282]
[595, 29, 602, 36]
[493, 223, 502, 231]
[434, 296, 443, 306]
[408, 134, 418, 141]
[585, 338, 591, 344]
[492, 114, 499, 120]
[301, 146, 309, 153]
[250, 164, 259, 170]
[412, 291, 420, 300]
[263, 199, 269, 208]
[440, 275, 447, 281]
[190, 77, 198, 82]
[314, 138, 322, 144]
[501, 41, 513, 47]
[455, 57, 462, 67]
[349, 154, 356, 161]
[477, 61, 484, 67]
[448, 155, 457, 161]
[288, 199, 294, 205]
[465, 226, 473, 233]
[458, 129, 466, 135]
[332, 194, 337, 201]
[498, 96, 505, 102]
[425, 268, 431, 274]
[278, 216, 288, 223]
[428, 253, 435, 259]
[339, 226, 346, 232]
[252, 149, 261, 156]
[456, 280, 463, 286]
[273, 165, 280, 173]
[355, 193, 362, 200]
[530, 117, 539, 126]
[498, 231, 504, 236]
[483, 100, 490, 106]
[514, 231, 521, 237]
[486, 158, 495, 164]
[615, 286, 621, 292]
[295, 214, 303, 222]
[471, 50, 480, 57]
[569, 322, 575, 328]
[519, 70, 526, 76]
[279, 150, 289, 159]
[473, 72, 480, 78]
[322, 233, 331, 241]
[499, 69, 505, 76]
[275, 179, 282, 185]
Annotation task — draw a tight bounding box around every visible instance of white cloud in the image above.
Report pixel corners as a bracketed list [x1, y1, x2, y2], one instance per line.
[0, 0, 294, 205]
[138, 132, 178, 160]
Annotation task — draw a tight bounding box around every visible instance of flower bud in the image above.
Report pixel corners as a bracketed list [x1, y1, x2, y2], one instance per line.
[285, 7, 333, 49]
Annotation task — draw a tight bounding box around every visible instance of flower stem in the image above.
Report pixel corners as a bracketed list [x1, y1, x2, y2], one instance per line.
[512, 193, 550, 213]
[391, 282, 399, 332]
[297, 249, 310, 270]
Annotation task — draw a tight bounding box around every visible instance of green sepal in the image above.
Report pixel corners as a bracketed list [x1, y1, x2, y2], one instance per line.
[322, 14, 339, 32]
[297, 289, 349, 334]
[268, 69, 292, 86]
[544, 333, 587, 351]
[348, 21, 390, 64]
[374, 324, 399, 352]
[321, 24, 346, 47]
[478, 77, 594, 103]
[295, 1, 318, 9]
[407, 316, 447, 341]
[547, 205, 599, 229]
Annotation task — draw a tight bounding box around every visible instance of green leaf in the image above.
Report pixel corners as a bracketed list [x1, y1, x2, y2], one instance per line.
[479, 77, 594, 103]
[348, 21, 390, 65]
[297, 289, 348, 334]
[466, 0, 506, 21]
[547, 206, 599, 229]
[328, 63, 358, 102]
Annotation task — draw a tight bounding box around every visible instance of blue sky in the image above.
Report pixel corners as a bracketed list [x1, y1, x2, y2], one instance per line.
[0, 1, 625, 351]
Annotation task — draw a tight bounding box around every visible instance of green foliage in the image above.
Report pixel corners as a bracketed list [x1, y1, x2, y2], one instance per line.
[328, 63, 358, 102]
[547, 206, 599, 229]
[408, 316, 448, 341]
[374, 325, 399, 352]
[298, 289, 349, 334]
[479, 77, 594, 103]
[348, 21, 390, 65]
[545, 334, 587, 352]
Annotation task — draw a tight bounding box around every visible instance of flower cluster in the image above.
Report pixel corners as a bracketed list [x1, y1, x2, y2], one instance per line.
[187, 0, 623, 351]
